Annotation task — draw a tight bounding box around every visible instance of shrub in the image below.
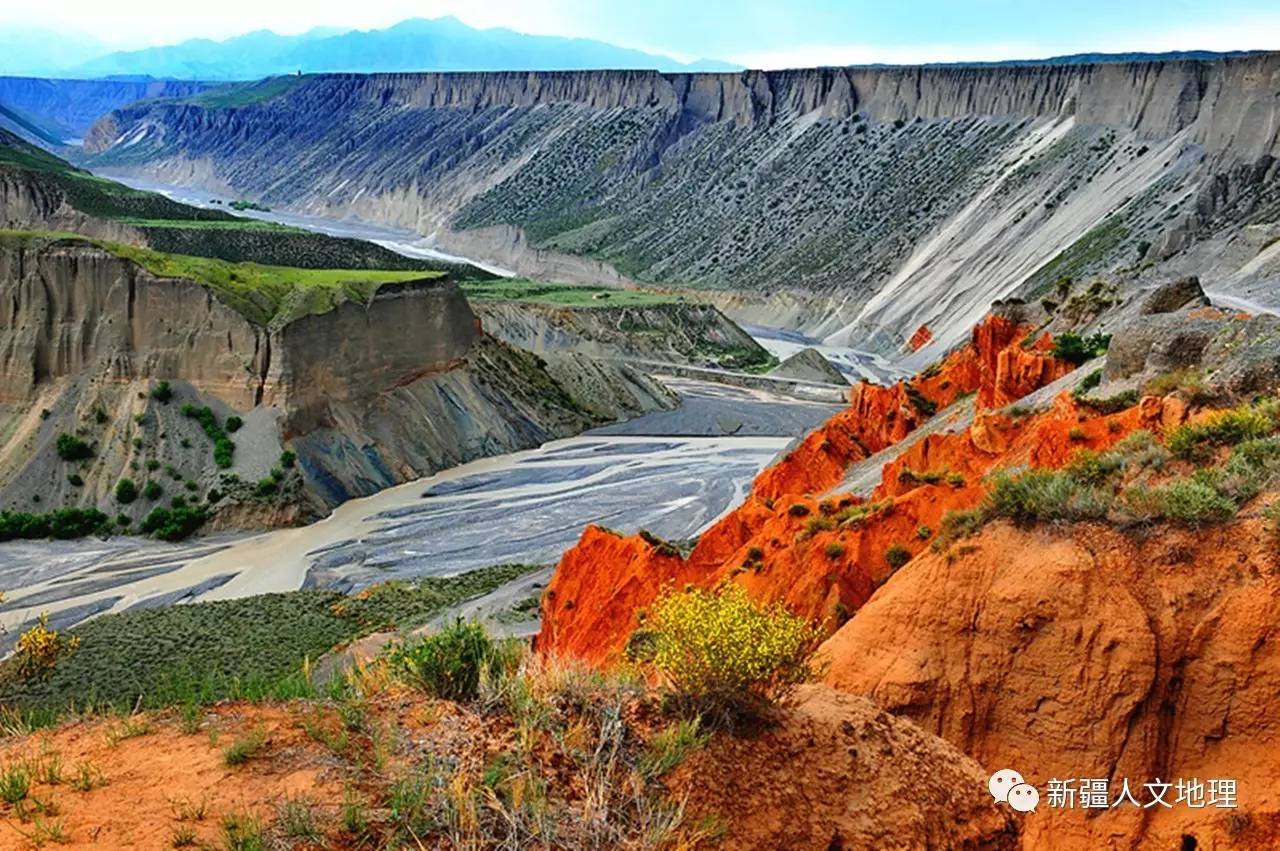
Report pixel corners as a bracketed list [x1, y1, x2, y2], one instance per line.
[182, 405, 236, 469]
[115, 479, 138, 504]
[0, 508, 108, 542]
[279, 450, 296, 469]
[1166, 403, 1276, 459]
[639, 583, 823, 722]
[787, 503, 810, 517]
[1068, 427, 1087, 441]
[225, 416, 244, 433]
[94, 408, 108, 425]
[67, 473, 83, 487]
[884, 544, 911, 568]
[151, 381, 174, 404]
[1072, 369, 1103, 398]
[143, 481, 163, 501]
[139, 504, 208, 541]
[983, 468, 1112, 524]
[1151, 479, 1237, 527]
[823, 541, 847, 560]
[1051, 331, 1110, 365]
[55, 433, 93, 461]
[388, 620, 520, 702]
[916, 524, 932, 539]
[13, 613, 81, 681]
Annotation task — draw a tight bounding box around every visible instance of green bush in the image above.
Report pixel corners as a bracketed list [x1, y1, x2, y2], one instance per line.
[787, 503, 810, 517]
[884, 544, 911, 568]
[1166, 403, 1276, 459]
[1051, 331, 1111, 365]
[1146, 479, 1236, 527]
[225, 416, 244, 433]
[143, 481, 163, 501]
[55, 434, 93, 462]
[983, 468, 1112, 524]
[115, 479, 138, 504]
[0, 508, 108, 542]
[388, 620, 521, 702]
[1072, 369, 1103, 398]
[279, 450, 296, 469]
[823, 541, 846, 560]
[151, 382, 174, 404]
[182, 405, 236, 469]
[139, 504, 208, 541]
[637, 583, 823, 722]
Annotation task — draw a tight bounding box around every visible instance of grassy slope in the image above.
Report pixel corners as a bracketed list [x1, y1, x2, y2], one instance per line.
[0, 564, 539, 717]
[0, 130, 488, 279]
[0, 230, 437, 326]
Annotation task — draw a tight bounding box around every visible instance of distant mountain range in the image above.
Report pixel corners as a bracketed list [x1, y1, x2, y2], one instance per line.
[9, 17, 738, 80]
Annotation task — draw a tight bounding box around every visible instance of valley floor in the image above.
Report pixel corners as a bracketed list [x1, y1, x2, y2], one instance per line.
[0, 381, 841, 638]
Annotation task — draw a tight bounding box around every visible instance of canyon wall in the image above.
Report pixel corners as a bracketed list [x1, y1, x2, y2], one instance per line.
[80, 56, 1280, 356]
[0, 237, 674, 522]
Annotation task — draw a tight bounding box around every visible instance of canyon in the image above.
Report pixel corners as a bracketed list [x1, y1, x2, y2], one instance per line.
[1, 48, 1280, 851]
[78, 55, 1280, 360]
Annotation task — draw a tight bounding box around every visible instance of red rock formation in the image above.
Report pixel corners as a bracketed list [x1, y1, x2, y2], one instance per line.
[538, 313, 1080, 663]
[907, 323, 934, 351]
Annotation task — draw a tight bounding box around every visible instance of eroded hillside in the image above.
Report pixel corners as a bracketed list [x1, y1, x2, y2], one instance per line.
[80, 57, 1280, 355]
[537, 284, 1280, 848]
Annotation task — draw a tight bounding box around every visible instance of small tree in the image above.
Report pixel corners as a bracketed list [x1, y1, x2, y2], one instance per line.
[115, 479, 139, 504]
[55, 433, 93, 462]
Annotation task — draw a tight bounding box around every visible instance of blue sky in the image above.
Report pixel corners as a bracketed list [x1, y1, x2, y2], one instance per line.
[6, 0, 1280, 66]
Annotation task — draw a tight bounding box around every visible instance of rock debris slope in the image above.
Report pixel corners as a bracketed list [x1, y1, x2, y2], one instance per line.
[82, 56, 1280, 356]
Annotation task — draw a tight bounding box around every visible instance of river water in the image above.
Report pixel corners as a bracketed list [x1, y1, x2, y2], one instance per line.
[0, 381, 842, 634]
[0, 177, 854, 634]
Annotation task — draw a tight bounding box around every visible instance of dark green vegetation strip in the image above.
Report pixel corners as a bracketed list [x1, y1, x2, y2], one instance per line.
[0, 564, 540, 719]
[0, 131, 490, 279]
[460, 277, 679, 307]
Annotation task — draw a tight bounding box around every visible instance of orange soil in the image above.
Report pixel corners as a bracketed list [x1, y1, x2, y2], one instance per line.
[0, 682, 1019, 850]
[819, 518, 1280, 849]
[907, 323, 935, 351]
[0, 705, 341, 850]
[538, 313, 1077, 664]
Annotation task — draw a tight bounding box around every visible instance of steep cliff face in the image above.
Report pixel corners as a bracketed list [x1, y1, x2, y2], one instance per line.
[471, 299, 771, 369]
[536, 313, 1074, 663]
[0, 237, 674, 523]
[81, 56, 1280, 356]
[0, 76, 209, 141]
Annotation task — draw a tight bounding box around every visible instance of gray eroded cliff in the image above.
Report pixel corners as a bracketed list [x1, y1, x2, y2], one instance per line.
[79, 56, 1280, 356]
[0, 238, 674, 524]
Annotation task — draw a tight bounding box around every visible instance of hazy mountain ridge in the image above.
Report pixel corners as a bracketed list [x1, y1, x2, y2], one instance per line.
[51, 16, 737, 80]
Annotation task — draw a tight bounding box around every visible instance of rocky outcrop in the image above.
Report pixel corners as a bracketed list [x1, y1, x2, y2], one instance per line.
[78, 55, 1280, 357]
[471, 299, 771, 370]
[766, 347, 846, 385]
[678, 684, 1019, 849]
[0, 237, 676, 523]
[536, 313, 1076, 663]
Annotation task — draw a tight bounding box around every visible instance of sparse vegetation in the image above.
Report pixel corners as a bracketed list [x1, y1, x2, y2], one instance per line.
[634, 583, 823, 723]
[388, 619, 522, 702]
[884, 544, 912, 568]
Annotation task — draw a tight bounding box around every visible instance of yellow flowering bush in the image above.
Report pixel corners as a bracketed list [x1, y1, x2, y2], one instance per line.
[636, 583, 823, 721]
[14, 612, 81, 682]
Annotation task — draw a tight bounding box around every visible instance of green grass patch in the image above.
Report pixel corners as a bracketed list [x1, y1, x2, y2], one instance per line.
[0, 231, 437, 327]
[0, 564, 540, 719]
